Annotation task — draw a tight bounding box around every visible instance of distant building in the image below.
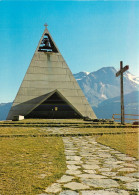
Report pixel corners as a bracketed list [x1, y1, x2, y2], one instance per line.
[7, 25, 96, 120]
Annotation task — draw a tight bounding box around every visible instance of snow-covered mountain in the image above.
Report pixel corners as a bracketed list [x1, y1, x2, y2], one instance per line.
[124, 71, 139, 85]
[93, 91, 139, 120]
[74, 67, 139, 106]
[0, 67, 138, 121]
[74, 71, 90, 80]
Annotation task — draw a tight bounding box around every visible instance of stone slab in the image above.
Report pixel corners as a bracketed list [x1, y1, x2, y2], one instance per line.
[66, 170, 82, 175]
[101, 172, 117, 177]
[67, 165, 80, 170]
[118, 168, 136, 172]
[126, 172, 139, 178]
[64, 182, 89, 190]
[59, 190, 79, 195]
[82, 178, 119, 188]
[66, 160, 82, 165]
[81, 189, 129, 195]
[123, 163, 137, 168]
[117, 156, 136, 161]
[99, 168, 112, 172]
[82, 164, 99, 170]
[83, 170, 96, 174]
[66, 156, 82, 161]
[57, 175, 74, 183]
[112, 176, 137, 183]
[124, 182, 139, 190]
[44, 183, 61, 193]
[78, 174, 107, 179]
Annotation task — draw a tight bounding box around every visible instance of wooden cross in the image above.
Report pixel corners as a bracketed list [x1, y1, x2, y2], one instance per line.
[116, 61, 129, 124]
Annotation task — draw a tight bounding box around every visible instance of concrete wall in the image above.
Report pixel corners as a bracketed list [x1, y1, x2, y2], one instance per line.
[7, 28, 97, 120]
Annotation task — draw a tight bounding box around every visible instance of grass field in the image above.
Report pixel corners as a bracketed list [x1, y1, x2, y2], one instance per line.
[97, 133, 138, 159]
[0, 127, 40, 135]
[1, 119, 88, 124]
[0, 120, 138, 194]
[0, 126, 137, 136]
[0, 137, 66, 195]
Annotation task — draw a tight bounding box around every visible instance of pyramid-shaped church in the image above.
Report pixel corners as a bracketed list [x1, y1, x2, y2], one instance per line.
[7, 24, 96, 120]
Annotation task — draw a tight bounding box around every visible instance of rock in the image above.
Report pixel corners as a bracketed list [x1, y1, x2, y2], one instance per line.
[65, 152, 76, 156]
[67, 165, 80, 170]
[83, 170, 96, 174]
[50, 136, 138, 194]
[66, 170, 82, 175]
[98, 153, 112, 158]
[101, 172, 117, 177]
[103, 160, 118, 165]
[118, 168, 136, 172]
[80, 153, 93, 157]
[117, 156, 136, 161]
[126, 172, 139, 178]
[110, 151, 122, 154]
[84, 160, 100, 164]
[59, 190, 79, 195]
[84, 161, 100, 165]
[38, 193, 48, 195]
[57, 175, 74, 183]
[64, 182, 89, 190]
[82, 164, 99, 170]
[66, 156, 82, 161]
[124, 182, 139, 190]
[66, 160, 82, 165]
[99, 168, 112, 172]
[78, 174, 107, 179]
[44, 183, 61, 193]
[103, 164, 124, 169]
[112, 176, 137, 183]
[135, 161, 139, 166]
[82, 178, 119, 188]
[81, 189, 129, 195]
[123, 163, 137, 168]
[80, 174, 107, 179]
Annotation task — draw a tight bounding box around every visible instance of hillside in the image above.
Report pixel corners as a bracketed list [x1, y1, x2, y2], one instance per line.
[74, 67, 138, 106]
[0, 67, 138, 121]
[0, 102, 12, 121]
[93, 91, 139, 120]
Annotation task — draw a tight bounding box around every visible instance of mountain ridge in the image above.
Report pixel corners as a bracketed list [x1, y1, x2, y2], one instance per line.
[0, 67, 138, 121]
[93, 90, 139, 120]
[74, 67, 138, 106]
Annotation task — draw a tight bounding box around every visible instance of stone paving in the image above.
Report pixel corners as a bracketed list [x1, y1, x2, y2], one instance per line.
[40, 136, 139, 195]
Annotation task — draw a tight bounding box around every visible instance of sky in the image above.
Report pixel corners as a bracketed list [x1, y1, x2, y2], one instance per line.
[0, 1, 139, 102]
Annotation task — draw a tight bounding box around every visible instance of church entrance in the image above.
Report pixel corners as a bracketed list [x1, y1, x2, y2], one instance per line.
[25, 92, 81, 119]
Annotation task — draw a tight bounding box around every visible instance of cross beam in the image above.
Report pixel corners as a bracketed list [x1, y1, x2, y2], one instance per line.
[116, 61, 129, 124]
[116, 65, 129, 77]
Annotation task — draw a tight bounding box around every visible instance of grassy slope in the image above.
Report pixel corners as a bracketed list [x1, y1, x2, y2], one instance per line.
[97, 133, 138, 159]
[0, 137, 66, 195]
[1, 119, 87, 124]
[0, 127, 137, 135]
[0, 119, 138, 194]
[0, 127, 40, 135]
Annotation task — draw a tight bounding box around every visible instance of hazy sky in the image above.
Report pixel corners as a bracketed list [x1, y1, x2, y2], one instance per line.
[0, 1, 139, 102]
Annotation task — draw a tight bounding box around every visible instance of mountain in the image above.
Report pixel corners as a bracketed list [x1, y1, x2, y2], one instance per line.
[0, 67, 138, 121]
[0, 102, 12, 121]
[93, 91, 139, 121]
[74, 67, 139, 106]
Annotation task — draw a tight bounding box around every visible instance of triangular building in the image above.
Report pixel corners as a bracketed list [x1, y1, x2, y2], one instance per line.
[7, 25, 96, 120]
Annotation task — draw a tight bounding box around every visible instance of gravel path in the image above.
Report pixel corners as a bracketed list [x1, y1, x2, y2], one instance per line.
[41, 136, 139, 195]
